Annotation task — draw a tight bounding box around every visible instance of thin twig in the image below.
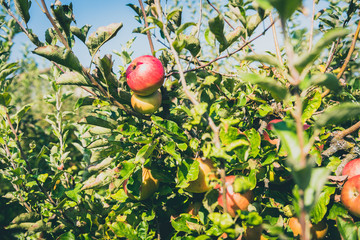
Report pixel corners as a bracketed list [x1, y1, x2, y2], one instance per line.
[269, 12, 283, 65]
[308, 0, 316, 52]
[138, 0, 155, 54]
[336, 20, 360, 80]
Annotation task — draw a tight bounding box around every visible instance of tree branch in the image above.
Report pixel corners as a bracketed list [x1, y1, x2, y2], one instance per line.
[138, 0, 155, 54]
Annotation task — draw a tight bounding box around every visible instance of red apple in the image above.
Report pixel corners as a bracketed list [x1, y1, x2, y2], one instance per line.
[126, 55, 165, 96]
[341, 175, 360, 217]
[288, 217, 328, 239]
[131, 90, 162, 114]
[185, 158, 216, 193]
[217, 175, 253, 217]
[342, 158, 360, 179]
[124, 168, 159, 201]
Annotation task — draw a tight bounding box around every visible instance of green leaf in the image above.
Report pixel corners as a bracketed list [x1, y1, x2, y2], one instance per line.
[151, 116, 188, 142]
[176, 22, 196, 35]
[15, 104, 31, 123]
[180, 34, 201, 56]
[245, 128, 261, 158]
[87, 138, 109, 149]
[75, 96, 96, 109]
[310, 186, 336, 223]
[57, 232, 76, 240]
[82, 168, 117, 190]
[293, 167, 330, 212]
[295, 28, 349, 73]
[14, 0, 31, 24]
[0, 62, 19, 80]
[10, 212, 39, 225]
[309, 73, 340, 92]
[163, 142, 182, 162]
[315, 103, 360, 129]
[111, 222, 138, 239]
[0, 92, 11, 106]
[56, 71, 90, 86]
[177, 158, 200, 188]
[87, 157, 112, 173]
[208, 15, 227, 46]
[336, 216, 358, 240]
[302, 90, 321, 123]
[219, 26, 244, 53]
[33, 45, 82, 72]
[167, 9, 182, 26]
[37, 173, 48, 183]
[50, 3, 74, 37]
[243, 54, 281, 68]
[272, 120, 300, 167]
[70, 24, 91, 43]
[239, 73, 288, 101]
[328, 202, 349, 220]
[256, 0, 302, 20]
[135, 141, 158, 163]
[79, 116, 117, 129]
[146, 16, 163, 30]
[85, 23, 123, 57]
[233, 170, 257, 192]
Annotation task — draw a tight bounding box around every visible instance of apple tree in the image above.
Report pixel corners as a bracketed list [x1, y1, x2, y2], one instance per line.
[1, 0, 360, 239]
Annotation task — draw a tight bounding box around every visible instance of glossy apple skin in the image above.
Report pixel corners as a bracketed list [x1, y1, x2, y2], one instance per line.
[124, 168, 159, 201]
[131, 90, 162, 114]
[217, 175, 253, 217]
[185, 158, 215, 193]
[288, 217, 328, 239]
[126, 55, 165, 96]
[342, 158, 360, 179]
[341, 175, 360, 217]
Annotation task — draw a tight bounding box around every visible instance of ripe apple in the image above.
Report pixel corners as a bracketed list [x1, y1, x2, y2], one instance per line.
[288, 217, 328, 239]
[342, 158, 360, 179]
[341, 175, 360, 217]
[124, 168, 159, 201]
[131, 90, 162, 114]
[185, 158, 215, 193]
[126, 55, 165, 96]
[217, 175, 253, 217]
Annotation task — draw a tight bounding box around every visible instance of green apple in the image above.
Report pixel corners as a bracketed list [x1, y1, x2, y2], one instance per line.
[131, 90, 162, 114]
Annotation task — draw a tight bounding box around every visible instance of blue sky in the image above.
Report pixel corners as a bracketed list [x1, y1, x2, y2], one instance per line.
[9, 0, 327, 71]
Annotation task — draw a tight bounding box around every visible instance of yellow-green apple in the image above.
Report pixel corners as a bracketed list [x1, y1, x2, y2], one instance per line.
[131, 90, 162, 114]
[185, 158, 215, 193]
[126, 55, 165, 96]
[216, 175, 253, 217]
[124, 168, 159, 201]
[342, 158, 360, 179]
[288, 217, 328, 239]
[341, 175, 360, 217]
